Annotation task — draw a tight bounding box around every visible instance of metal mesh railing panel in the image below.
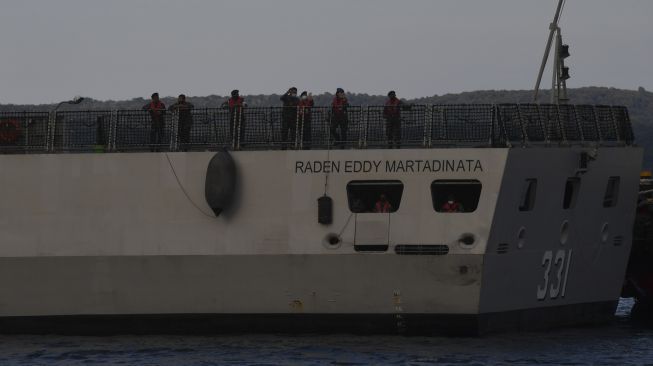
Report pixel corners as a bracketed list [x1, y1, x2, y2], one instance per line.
[575, 105, 600, 142]
[0, 104, 636, 154]
[432, 104, 493, 145]
[364, 107, 386, 146]
[0, 111, 50, 153]
[365, 105, 427, 147]
[518, 104, 547, 142]
[594, 105, 619, 142]
[537, 104, 564, 142]
[558, 105, 582, 142]
[115, 110, 173, 151]
[299, 107, 330, 149]
[398, 104, 427, 146]
[612, 106, 634, 144]
[326, 106, 362, 147]
[179, 108, 233, 150]
[267, 107, 293, 148]
[497, 104, 524, 144]
[238, 107, 272, 148]
[52, 111, 113, 152]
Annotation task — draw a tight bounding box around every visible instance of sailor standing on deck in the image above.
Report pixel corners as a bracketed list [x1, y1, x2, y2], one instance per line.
[169, 94, 194, 150]
[280, 87, 300, 148]
[142, 92, 166, 151]
[331, 88, 349, 145]
[383, 90, 403, 148]
[221, 90, 246, 146]
[298, 91, 314, 149]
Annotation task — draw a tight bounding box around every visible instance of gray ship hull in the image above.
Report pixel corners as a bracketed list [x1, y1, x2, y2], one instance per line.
[0, 255, 615, 335]
[0, 147, 641, 334]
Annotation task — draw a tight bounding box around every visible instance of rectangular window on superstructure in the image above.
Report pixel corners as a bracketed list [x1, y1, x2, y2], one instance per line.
[563, 178, 581, 209]
[603, 176, 620, 208]
[347, 180, 403, 213]
[519, 178, 537, 211]
[431, 180, 482, 213]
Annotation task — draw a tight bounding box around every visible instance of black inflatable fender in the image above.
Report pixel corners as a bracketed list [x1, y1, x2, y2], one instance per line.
[205, 150, 237, 217]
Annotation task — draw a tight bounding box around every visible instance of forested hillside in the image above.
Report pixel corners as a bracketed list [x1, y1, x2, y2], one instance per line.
[2, 87, 652, 167]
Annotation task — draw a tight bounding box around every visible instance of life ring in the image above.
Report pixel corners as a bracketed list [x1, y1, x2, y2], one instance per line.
[205, 150, 237, 216]
[0, 119, 20, 144]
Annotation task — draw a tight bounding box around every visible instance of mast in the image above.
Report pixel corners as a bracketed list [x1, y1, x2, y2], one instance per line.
[533, 0, 570, 103]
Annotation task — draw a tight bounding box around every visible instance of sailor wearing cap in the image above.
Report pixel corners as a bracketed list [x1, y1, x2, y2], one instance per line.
[331, 88, 349, 145]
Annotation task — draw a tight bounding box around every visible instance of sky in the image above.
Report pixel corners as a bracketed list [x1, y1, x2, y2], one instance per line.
[0, 0, 651, 104]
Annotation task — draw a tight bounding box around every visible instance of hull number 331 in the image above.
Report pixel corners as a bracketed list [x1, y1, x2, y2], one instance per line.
[537, 249, 573, 300]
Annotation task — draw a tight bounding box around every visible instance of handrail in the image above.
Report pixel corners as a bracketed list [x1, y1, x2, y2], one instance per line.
[0, 104, 634, 154]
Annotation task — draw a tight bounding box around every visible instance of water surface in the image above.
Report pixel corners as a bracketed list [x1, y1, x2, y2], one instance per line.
[0, 299, 651, 365]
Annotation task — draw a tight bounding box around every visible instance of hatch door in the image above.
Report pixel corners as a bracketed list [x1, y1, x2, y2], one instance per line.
[347, 180, 403, 251]
[354, 213, 390, 248]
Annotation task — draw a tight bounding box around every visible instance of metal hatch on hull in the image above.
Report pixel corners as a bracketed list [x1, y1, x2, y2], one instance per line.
[348, 180, 404, 252]
[355, 213, 390, 249]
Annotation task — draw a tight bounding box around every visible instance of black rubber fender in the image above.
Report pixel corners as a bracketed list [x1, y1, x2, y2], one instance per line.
[205, 150, 237, 216]
[318, 195, 333, 225]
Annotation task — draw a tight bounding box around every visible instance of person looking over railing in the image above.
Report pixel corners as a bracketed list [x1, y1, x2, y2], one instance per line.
[331, 88, 349, 145]
[280, 87, 299, 149]
[298, 91, 314, 149]
[373, 193, 392, 213]
[142, 92, 166, 152]
[169, 94, 194, 150]
[221, 90, 246, 146]
[383, 91, 403, 148]
[441, 194, 465, 213]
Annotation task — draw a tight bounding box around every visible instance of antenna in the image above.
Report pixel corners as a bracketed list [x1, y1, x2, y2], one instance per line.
[533, 0, 571, 104]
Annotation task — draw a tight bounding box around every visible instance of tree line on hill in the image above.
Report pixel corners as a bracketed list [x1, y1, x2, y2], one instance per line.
[1, 86, 652, 167]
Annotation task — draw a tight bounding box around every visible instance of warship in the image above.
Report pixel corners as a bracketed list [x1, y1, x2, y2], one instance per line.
[0, 101, 641, 335]
[0, 0, 643, 334]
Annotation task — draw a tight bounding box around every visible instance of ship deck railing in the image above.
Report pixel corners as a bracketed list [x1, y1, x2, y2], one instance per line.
[0, 104, 635, 154]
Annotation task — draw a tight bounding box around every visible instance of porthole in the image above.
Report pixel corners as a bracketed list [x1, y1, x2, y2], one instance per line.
[458, 233, 476, 248]
[323, 233, 342, 249]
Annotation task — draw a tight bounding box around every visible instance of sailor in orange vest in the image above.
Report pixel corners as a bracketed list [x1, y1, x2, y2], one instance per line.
[0, 119, 21, 145]
[142, 92, 166, 151]
[373, 193, 392, 213]
[441, 194, 465, 213]
[331, 88, 349, 144]
[383, 90, 403, 148]
[222, 90, 246, 145]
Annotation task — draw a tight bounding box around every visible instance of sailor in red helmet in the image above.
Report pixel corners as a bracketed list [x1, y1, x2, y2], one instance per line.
[383, 90, 403, 148]
[330, 88, 349, 145]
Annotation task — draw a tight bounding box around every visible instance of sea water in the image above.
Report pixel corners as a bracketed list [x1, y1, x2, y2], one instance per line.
[0, 299, 651, 366]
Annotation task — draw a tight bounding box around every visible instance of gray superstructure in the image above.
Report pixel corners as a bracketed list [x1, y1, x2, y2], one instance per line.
[0, 104, 641, 334]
